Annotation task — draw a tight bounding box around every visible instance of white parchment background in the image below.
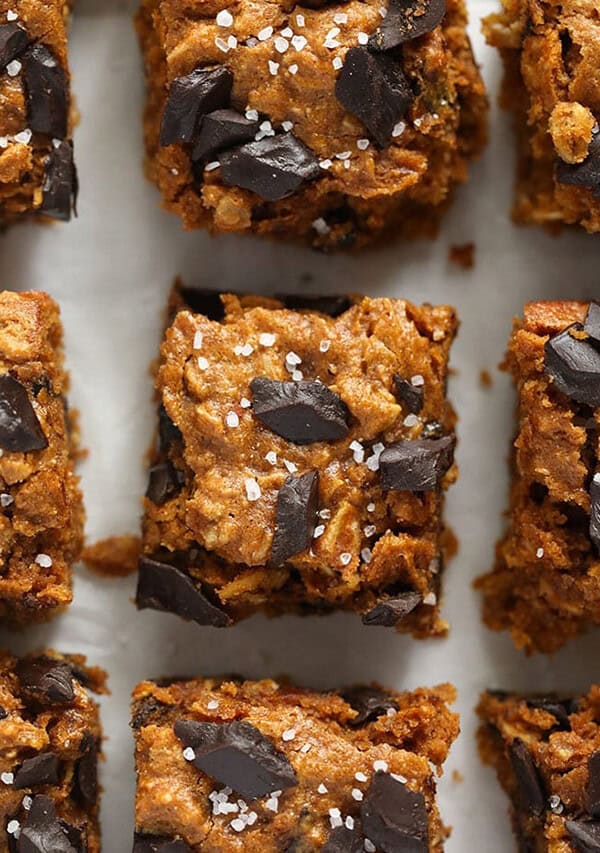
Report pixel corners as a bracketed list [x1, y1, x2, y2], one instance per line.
[0, 0, 599, 849]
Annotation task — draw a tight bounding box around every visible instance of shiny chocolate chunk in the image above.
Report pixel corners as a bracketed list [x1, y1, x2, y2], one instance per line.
[40, 140, 78, 221]
[251, 377, 349, 444]
[174, 719, 298, 800]
[585, 302, 600, 344]
[192, 109, 259, 162]
[133, 837, 193, 853]
[220, 133, 322, 202]
[323, 825, 364, 852]
[18, 795, 78, 853]
[271, 471, 319, 565]
[22, 44, 68, 138]
[589, 751, 600, 818]
[393, 374, 424, 414]
[590, 474, 600, 551]
[160, 66, 233, 146]
[509, 738, 545, 817]
[566, 820, 600, 853]
[361, 771, 429, 852]
[74, 733, 97, 805]
[544, 323, 600, 407]
[145, 462, 185, 505]
[136, 556, 232, 627]
[370, 0, 446, 51]
[14, 753, 60, 789]
[525, 697, 572, 730]
[0, 374, 47, 452]
[335, 47, 412, 147]
[17, 658, 75, 705]
[557, 133, 600, 198]
[362, 591, 422, 627]
[341, 686, 399, 726]
[0, 22, 29, 68]
[380, 436, 454, 491]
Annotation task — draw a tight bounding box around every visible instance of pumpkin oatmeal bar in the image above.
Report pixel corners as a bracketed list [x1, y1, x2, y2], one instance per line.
[131, 676, 458, 851]
[135, 0, 487, 249]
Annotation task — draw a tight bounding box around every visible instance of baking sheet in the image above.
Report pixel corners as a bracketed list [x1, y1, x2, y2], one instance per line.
[0, 0, 599, 849]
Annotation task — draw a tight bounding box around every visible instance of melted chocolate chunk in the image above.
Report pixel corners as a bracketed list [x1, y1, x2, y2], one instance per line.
[40, 140, 78, 221]
[335, 47, 412, 147]
[589, 751, 600, 819]
[590, 474, 600, 551]
[174, 719, 298, 800]
[0, 22, 29, 68]
[145, 462, 185, 505]
[361, 771, 429, 853]
[0, 374, 47, 452]
[393, 375, 424, 414]
[22, 44, 68, 138]
[323, 825, 364, 852]
[136, 556, 232, 627]
[271, 471, 319, 565]
[18, 795, 79, 853]
[278, 294, 352, 317]
[362, 591, 422, 627]
[192, 109, 259, 162]
[585, 302, 600, 344]
[509, 738, 545, 817]
[341, 686, 399, 726]
[251, 377, 349, 444]
[133, 837, 192, 853]
[566, 820, 600, 853]
[160, 67, 233, 147]
[370, 0, 446, 51]
[379, 436, 454, 492]
[13, 753, 60, 789]
[557, 133, 600, 198]
[74, 733, 97, 806]
[17, 659, 75, 705]
[220, 133, 322, 201]
[544, 324, 600, 407]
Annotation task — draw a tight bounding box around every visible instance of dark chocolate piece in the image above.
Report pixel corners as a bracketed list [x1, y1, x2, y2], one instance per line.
[136, 557, 231, 627]
[133, 837, 193, 853]
[0, 705, 7, 720]
[335, 47, 412, 147]
[177, 288, 226, 321]
[585, 302, 600, 344]
[322, 825, 364, 852]
[173, 719, 298, 800]
[590, 474, 600, 550]
[192, 109, 259, 162]
[220, 133, 322, 202]
[40, 140, 78, 222]
[18, 795, 78, 853]
[251, 377, 349, 444]
[393, 375, 424, 414]
[362, 591, 422, 626]
[16, 659, 75, 705]
[370, 0, 446, 51]
[145, 463, 185, 505]
[525, 697, 572, 730]
[13, 753, 60, 789]
[158, 405, 182, 452]
[0, 374, 48, 453]
[509, 738, 545, 817]
[544, 324, 600, 407]
[341, 686, 399, 726]
[556, 133, 600, 198]
[361, 771, 429, 853]
[278, 294, 352, 317]
[0, 22, 29, 68]
[566, 820, 600, 853]
[271, 471, 319, 565]
[160, 67, 233, 146]
[22, 44, 68, 138]
[589, 751, 600, 819]
[74, 733, 97, 805]
[379, 436, 455, 492]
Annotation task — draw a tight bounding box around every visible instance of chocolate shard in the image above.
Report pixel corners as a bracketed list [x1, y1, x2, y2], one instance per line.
[0, 374, 48, 453]
[509, 738, 545, 817]
[160, 67, 233, 147]
[192, 109, 259, 163]
[379, 436, 455, 492]
[40, 140, 78, 221]
[22, 44, 68, 138]
[219, 133, 322, 202]
[74, 733, 97, 805]
[393, 374, 424, 414]
[13, 753, 60, 789]
[158, 405, 182, 452]
[362, 591, 422, 627]
[0, 22, 29, 68]
[525, 697, 572, 730]
[557, 133, 600, 198]
[335, 47, 412, 147]
[588, 752, 600, 819]
[17, 658, 75, 705]
[341, 686, 399, 726]
[271, 471, 319, 565]
[585, 302, 600, 344]
[544, 323, 600, 407]
[136, 556, 232, 627]
[251, 377, 349, 444]
[322, 825, 364, 852]
[566, 820, 600, 853]
[177, 288, 225, 321]
[590, 473, 600, 551]
[278, 294, 352, 317]
[0, 705, 7, 720]
[361, 771, 429, 853]
[369, 0, 446, 51]
[174, 719, 298, 800]
[133, 836, 193, 853]
[145, 462, 185, 505]
[18, 795, 78, 853]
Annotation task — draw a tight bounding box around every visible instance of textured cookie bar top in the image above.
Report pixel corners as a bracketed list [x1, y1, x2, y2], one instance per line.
[138, 292, 457, 636]
[136, 0, 487, 249]
[483, 0, 600, 233]
[0, 291, 84, 624]
[477, 301, 600, 654]
[0, 649, 105, 852]
[0, 0, 77, 225]
[478, 688, 600, 853]
[132, 676, 458, 851]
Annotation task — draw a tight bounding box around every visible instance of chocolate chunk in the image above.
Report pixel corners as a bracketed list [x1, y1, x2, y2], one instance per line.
[380, 436, 455, 492]
[0, 23, 29, 68]
[588, 752, 600, 819]
[158, 405, 182, 452]
[271, 471, 319, 565]
[13, 753, 60, 789]
[335, 47, 412, 147]
[585, 302, 600, 344]
[0, 374, 48, 452]
[133, 837, 193, 853]
[322, 826, 364, 852]
[509, 738, 545, 817]
[40, 140, 78, 221]
[159, 66, 233, 147]
[544, 323, 600, 407]
[192, 109, 259, 162]
[174, 719, 298, 800]
[145, 462, 185, 505]
[251, 377, 349, 444]
[370, 0, 446, 51]
[220, 133, 322, 201]
[362, 591, 422, 627]
[136, 556, 232, 627]
[526, 697, 571, 730]
[18, 795, 78, 853]
[0, 705, 7, 720]
[590, 474, 600, 552]
[566, 820, 600, 853]
[278, 294, 352, 317]
[341, 686, 399, 726]
[74, 733, 97, 805]
[17, 658, 75, 705]
[178, 288, 226, 321]
[393, 375, 424, 414]
[557, 133, 600, 198]
[361, 771, 429, 853]
[22, 44, 68, 138]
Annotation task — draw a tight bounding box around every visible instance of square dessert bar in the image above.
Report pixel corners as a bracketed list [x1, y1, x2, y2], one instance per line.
[137, 291, 458, 636]
[135, 0, 487, 249]
[0, 291, 84, 624]
[483, 0, 600, 233]
[478, 688, 600, 853]
[477, 301, 600, 653]
[0, 649, 104, 852]
[0, 0, 77, 225]
[132, 676, 458, 851]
